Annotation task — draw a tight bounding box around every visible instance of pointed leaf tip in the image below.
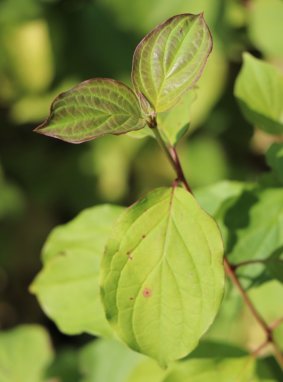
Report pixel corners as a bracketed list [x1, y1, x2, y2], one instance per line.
[132, 13, 212, 113]
[35, 78, 146, 144]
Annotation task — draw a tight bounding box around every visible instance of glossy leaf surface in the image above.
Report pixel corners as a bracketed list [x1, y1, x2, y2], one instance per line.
[31, 205, 124, 337]
[234, 53, 283, 135]
[101, 187, 224, 365]
[0, 325, 53, 382]
[132, 14, 212, 113]
[35, 79, 146, 143]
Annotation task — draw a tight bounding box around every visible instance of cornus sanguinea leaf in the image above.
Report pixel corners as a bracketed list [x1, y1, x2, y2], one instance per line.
[132, 13, 212, 113]
[100, 187, 224, 366]
[30, 205, 124, 337]
[34, 79, 146, 143]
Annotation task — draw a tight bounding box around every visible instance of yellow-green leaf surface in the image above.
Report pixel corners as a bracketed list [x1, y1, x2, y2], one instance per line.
[234, 53, 283, 135]
[163, 356, 256, 382]
[0, 325, 53, 382]
[101, 187, 224, 365]
[132, 14, 212, 113]
[34, 79, 146, 143]
[31, 205, 124, 337]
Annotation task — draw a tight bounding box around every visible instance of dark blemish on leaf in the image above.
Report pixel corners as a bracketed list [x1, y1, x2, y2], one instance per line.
[58, 251, 66, 257]
[143, 288, 152, 298]
[126, 251, 133, 260]
[129, 297, 134, 301]
[142, 234, 146, 239]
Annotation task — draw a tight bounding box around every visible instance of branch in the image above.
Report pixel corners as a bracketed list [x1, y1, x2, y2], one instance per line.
[149, 117, 193, 193]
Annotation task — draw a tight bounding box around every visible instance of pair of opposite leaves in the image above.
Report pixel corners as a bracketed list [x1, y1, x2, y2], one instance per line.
[34, 14, 225, 366]
[35, 13, 212, 143]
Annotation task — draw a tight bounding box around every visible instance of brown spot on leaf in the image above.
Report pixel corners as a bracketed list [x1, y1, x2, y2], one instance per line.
[143, 288, 152, 298]
[126, 251, 133, 260]
[142, 234, 146, 239]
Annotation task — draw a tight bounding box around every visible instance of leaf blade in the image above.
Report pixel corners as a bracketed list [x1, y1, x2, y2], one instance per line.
[132, 13, 212, 113]
[30, 204, 124, 337]
[35, 78, 146, 143]
[101, 187, 224, 365]
[234, 53, 283, 135]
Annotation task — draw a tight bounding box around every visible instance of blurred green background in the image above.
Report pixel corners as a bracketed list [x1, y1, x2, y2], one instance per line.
[0, 0, 282, 380]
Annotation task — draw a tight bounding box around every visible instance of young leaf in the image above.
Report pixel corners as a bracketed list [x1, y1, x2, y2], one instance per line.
[100, 187, 224, 366]
[0, 325, 53, 382]
[266, 143, 283, 185]
[30, 205, 124, 337]
[132, 13, 212, 113]
[34, 79, 146, 143]
[234, 53, 283, 135]
[157, 90, 196, 146]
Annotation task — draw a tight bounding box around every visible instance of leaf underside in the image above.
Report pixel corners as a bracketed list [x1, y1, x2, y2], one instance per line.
[101, 187, 224, 366]
[132, 13, 212, 113]
[35, 78, 146, 143]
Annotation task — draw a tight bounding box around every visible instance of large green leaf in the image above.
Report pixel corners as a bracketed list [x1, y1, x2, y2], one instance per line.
[30, 205, 124, 337]
[34, 79, 146, 143]
[101, 187, 224, 366]
[266, 143, 283, 185]
[234, 53, 283, 135]
[0, 325, 53, 382]
[132, 14, 212, 113]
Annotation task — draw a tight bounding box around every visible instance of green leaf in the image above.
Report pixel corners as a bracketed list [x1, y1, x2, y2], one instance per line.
[266, 143, 283, 185]
[79, 339, 143, 382]
[248, 0, 283, 59]
[101, 187, 224, 366]
[265, 247, 283, 284]
[157, 90, 196, 146]
[220, 187, 283, 285]
[195, 180, 246, 217]
[163, 356, 256, 382]
[30, 205, 124, 337]
[34, 79, 146, 143]
[132, 13, 212, 113]
[0, 325, 53, 382]
[234, 53, 283, 135]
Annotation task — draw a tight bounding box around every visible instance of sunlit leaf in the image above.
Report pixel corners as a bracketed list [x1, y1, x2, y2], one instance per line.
[163, 356, 256, 382]
[266, 143, 283, 185]
[30, 205, 124, 337]
[132, 14, 212, 113]
[101, 187, 224, 365]
[0, 325, 53, 382]
[35, 79, 146, 143]
[234, 53, 283, 135]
